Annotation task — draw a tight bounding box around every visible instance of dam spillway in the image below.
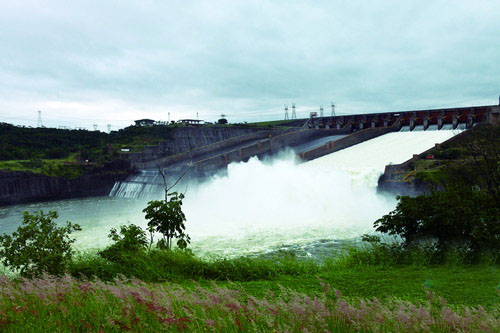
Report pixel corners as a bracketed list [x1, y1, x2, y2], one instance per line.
[110, 126, 463, 200]
[0, 126, 465, 257]
[305, 125, 462, 186]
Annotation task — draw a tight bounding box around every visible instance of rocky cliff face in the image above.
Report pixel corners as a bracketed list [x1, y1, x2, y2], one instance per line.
[377, 173, 431, 197]
[0, 170, 128, 206]
[126, 127, 265, 164]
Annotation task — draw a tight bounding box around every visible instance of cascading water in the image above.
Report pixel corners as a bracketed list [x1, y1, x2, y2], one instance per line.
[109, 170, 165, 199]
[181, 126, 463, 256]
[0, 127, 464, 257]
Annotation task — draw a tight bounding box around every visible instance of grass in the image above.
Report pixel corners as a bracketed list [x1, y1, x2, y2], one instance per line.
[65, 245, 500, 309]
[68, 250, 320, 283]
[0, 273, 498, 332]
[1, 245, 500, 331]
[0, 154, 88, 179]
[233, 266, 500, 308]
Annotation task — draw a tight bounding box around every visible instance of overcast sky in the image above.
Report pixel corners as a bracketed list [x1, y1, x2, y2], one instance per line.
[1, 0, 499, 129]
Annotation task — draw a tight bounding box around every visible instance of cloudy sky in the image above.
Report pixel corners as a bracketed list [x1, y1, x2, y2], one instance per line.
[1, 0, 499, 129]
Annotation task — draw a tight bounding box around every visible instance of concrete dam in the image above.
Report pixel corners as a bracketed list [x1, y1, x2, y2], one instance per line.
[110, 104, 500, 199]
[3, 103, 499, 257]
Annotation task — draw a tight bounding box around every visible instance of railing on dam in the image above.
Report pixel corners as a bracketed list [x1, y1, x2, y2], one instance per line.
[308, 105, 499, 131]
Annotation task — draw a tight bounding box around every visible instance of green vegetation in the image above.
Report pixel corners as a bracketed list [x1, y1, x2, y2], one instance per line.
[143, 192, 190, 250]
[0, 121, 277, 164]
[374, 187, 500, 254]
[0, 121, 280, 177]
[0, 122, 179, 164]
[0, 210, 499, 331]
[0, 123, 108, 161]
[0, 211, 81, 278]
[404, 124, 500, 195]
[0, 155, 90, 179]
[1, 273, 498, 332]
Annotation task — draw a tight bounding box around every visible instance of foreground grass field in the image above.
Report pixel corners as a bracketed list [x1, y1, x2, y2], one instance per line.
[67, 246, 500, 309]
[227, 265, 500, 309]
[0, 272, 499, 332]
[1, 246, 499, 331]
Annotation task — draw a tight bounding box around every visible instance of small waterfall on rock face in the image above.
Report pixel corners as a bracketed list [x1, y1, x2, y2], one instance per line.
[109, 170, 165, 199]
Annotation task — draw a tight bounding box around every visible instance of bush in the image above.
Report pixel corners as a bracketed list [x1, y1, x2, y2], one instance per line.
[374, 187, 500, 253]
[70, 248, 318, 282]
[0, 211, 81, 277]
[98, 224, 148, 263]
[143, 192, 190, 250]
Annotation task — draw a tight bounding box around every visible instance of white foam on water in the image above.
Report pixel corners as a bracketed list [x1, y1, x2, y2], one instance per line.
[181, 128, 463, 256]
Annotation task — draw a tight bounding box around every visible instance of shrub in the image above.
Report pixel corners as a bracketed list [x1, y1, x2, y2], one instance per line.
[374, 187, 500, 252]
[98, 224, 148, 263]
[143, 192, 190, 250]
[0, 211, 81, 277]
[70, 248, 318, 282]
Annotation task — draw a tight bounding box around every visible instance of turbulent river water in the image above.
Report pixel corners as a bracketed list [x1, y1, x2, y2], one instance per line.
[0, 127, 462, 259]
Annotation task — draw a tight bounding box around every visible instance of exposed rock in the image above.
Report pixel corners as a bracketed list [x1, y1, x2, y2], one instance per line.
[377, 173, 431, 197]
[0, 170, 128, 206]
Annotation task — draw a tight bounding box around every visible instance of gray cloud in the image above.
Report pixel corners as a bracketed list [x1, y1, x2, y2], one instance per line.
[0, 0, 499, 128]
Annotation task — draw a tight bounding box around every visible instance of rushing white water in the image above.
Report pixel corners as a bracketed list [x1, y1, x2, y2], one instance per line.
[0, 127, 463, 258]
[109, 170, 164, 199]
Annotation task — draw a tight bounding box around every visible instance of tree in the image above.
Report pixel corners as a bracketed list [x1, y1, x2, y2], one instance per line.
[436, 124, 500, 207]
[0, 211, 81, 277]
[141, 161, 191, 250]
[460, 124, 500, 206]
[99, 224, 148, 262]
[143, 192, 190, 250]
[373, 187, 500, 252]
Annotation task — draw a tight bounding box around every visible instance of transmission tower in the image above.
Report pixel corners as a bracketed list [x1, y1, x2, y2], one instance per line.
[320, 105, 324, 118]
[37, 110, 43, 127]
[331, 102, 336, 117]
[168, 112, 170, 123]
[284, 105, 289, 120]
[291, 103, 297, 119]
[93, 124, 98, 131]
[107, 124, 111, 133]
[196, 112, 199, 120]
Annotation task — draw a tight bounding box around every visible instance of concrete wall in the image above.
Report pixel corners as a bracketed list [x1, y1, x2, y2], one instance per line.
[299, 123, 401, 161]
[126, 127, 270, 166]
[133, 129, 293, 169]
[191, 128, 349, 174]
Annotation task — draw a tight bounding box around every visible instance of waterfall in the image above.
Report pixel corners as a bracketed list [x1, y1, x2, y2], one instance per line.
[109, 170, 165, 199]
